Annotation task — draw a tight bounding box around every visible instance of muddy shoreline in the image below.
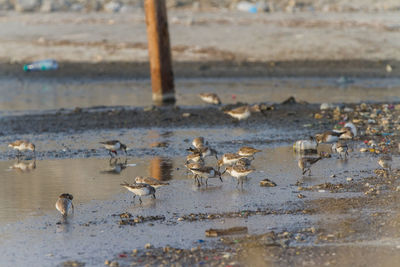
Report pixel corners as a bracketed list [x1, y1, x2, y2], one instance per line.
[0, 103, 323, 135]
[2, 60, 399, 79]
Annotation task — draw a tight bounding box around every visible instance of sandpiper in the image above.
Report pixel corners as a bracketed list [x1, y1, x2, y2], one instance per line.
[235, 157, 252, 167]
[333, 141, 348, 159]
[55, 193, 74, 217]
[8, 140, 35, 158]
[199, 93, 221, 105]
[339, 127, 354, 140]
[378, 155, 392, 176]
[223, 165, 254, 187]
[120, 182, 156, 204]
[186, 152, 203, 163]
[217, 153, 245, 168]
[315, 131, 342, 143]
[224, 106, 251, 120]
[298, 157, 322, 176]
[100, 140, 127, 157]
[237, 146, 262, 157]
[187, 146, 218, 159]
[186, 165, 222, 186]
[192, 137, 208, 149]
[135, 176, 169, 188]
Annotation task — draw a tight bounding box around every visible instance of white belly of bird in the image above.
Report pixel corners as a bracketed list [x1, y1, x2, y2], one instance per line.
[231, 169, 252, 178]
[104, 143, 120, 150]
[201, 96, 218, 104]
[325, 135, 339, 143]
[15, 143, 30, 151]
[223, 157, 240, 165]
[231, 110, 250, 120]
[127, 187, 151, 196]
[336, 147, 347, 154]
[192, 169, 214, 178]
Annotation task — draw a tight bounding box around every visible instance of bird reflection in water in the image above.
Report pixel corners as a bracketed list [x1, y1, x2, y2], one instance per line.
[100, 158, 128, 175]
[10, 159, 36, 172]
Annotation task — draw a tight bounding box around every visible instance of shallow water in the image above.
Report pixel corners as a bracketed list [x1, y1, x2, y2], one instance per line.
[1, 77, 400, 114]
[0, 143, 384, 266]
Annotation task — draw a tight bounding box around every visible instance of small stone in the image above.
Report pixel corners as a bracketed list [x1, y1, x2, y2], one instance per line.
[260, 178, 277, 187]
[396, 186, 400, 192]
[182, 113, 191, 117]
[330, 174, 336, 178]
[386, 64, 393, 73]
[346, 177, 353, 182]
[318, 189, 326, 193]
[132, 249, 138, 254]
[360, 148, 368, 153]
[177, 217, 184, 221]
[297, 194, 305, 199]
[109, 262, 119, 267]
[15, 0, 40, 11]
[314, 113, 323, 119]
[145, 243, 153, 249]
[104, 260, 110, 265]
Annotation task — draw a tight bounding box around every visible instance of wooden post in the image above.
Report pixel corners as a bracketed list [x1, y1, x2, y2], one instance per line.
[145, 0, 175, 105]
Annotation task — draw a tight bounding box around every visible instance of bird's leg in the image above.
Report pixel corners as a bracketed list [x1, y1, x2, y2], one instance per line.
[219, 176, 223, 182]
[302, 169, 307, 176]
[108, 150, 114, 158]
[139, 197, 142, 204]
[71, 203, 75, 215]
[152, 193, 156, 199]
[308, 168, 312, 176]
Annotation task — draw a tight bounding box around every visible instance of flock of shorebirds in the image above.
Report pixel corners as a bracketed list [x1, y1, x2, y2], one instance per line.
[6, 93, 394, 219]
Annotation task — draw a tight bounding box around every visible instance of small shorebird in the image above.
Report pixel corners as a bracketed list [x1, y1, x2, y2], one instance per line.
[187, 146, 218, 159]
[298, 157, 323, 176]
[199, 93, 221, 105]
[100, 140, 127, 157]
[55, 193, 74, 217]
[224, 106, 251, 121]
[237, 146, 262, 157]
[378, 155, 392, 176]
[186, 165, 222, 186]
[186, 152, 202, 163]
[333, 141, 349, 159]
[8, 140, 35, 158]
[192, 137, 208, 149]
[135, 176, 169, 188]
[217, 153, 245, 168]
[315, 131, 342, 143]
[120, 182, 156, 204]
[339, 127, 354, 140]
[223, 165, 255, 187]
[235, 157, 252, 167]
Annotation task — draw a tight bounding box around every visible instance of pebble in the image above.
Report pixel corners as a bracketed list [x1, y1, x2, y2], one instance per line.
[145, 243, 153, 249]
[346, 177, 353, 182]
[109, 262, 119, 267]
[182, 113, 191, 117]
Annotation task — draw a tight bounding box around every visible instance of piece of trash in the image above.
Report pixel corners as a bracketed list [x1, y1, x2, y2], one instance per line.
[205, 226, 248, 237]
[293, 139, 317, 153]
[126, 164, 137, 167]
[236, 1, 268, 13]
[23, 59, 58, 72]
[260, 178, 277, 187]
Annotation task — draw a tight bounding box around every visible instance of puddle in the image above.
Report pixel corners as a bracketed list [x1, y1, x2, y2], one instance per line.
[1, 77, 400, 114]
[0, 144, 383, 266]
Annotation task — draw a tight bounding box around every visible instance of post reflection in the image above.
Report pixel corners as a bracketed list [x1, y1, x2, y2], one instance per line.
[149, 157, 173, 182]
